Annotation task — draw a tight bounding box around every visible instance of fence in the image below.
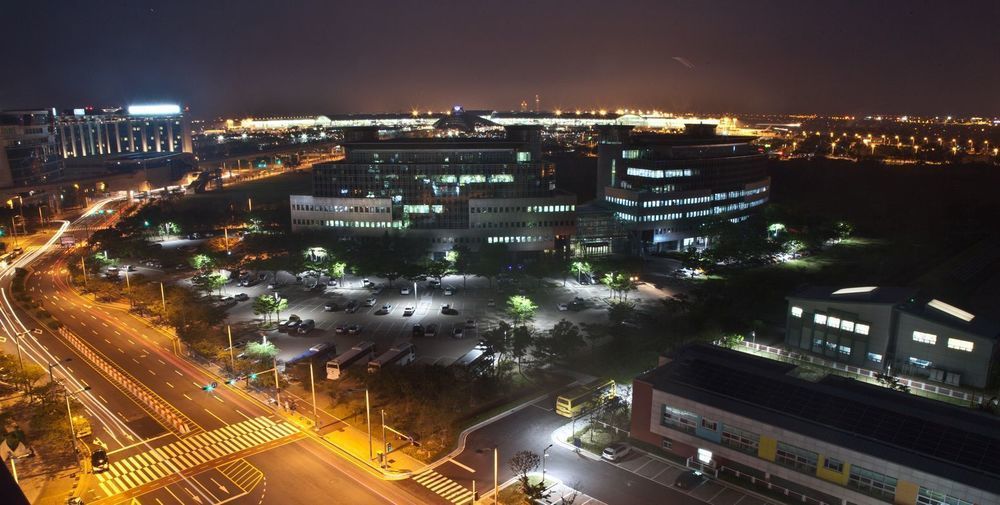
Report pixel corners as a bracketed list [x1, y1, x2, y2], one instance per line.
[739, 341, 988, 406]
[57, 326, 193, 435]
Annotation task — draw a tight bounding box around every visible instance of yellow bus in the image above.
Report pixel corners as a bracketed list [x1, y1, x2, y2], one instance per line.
[555, 379, 616, 418]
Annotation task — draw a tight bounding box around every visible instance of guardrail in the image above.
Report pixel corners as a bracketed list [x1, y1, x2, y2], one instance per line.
[739, 341, 988, 405]
[56, 326, 193, 436]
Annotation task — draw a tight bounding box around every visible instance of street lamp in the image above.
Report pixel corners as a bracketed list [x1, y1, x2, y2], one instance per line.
[48, 357, 72, 383]
[542, 443, 553, 485]
[64, 384, 91, 468]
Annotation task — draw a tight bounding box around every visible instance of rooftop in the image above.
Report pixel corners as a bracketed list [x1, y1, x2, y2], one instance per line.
[788, 285, 918, 304]
[640, 344, 1000, 492]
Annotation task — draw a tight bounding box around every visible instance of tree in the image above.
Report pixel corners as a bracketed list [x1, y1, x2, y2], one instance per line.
[423, 258, 453, 285]
[537, 319, 585, 363]
[570, 261, 592, 284]
[510, 325, 536, 374]
[508, 450, 549, 503]
[193, 272, 227, 296]
[273, 297, 288, 321]
[608, 300, 634, 325]
[471, 244, 508, 287]
[507, 295, 538, 325]
[326, 261, 347, 282]
[451, 245, 472, 288]
[601, 272, 637, 302]
[479, 321, 513, 376]
[253, 295, 276, 323]
[719, 333, 745, 349]
[189, 254, 215, 272]
[244, 339, 278, 362]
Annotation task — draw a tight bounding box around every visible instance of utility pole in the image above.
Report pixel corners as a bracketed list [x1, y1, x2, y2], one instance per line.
[10, 217, 18, 247]
[366, 389, 372, 460]
[124, 269, 132, 307]
[81, 257, 88, 288]
[381, 409, 387, 468]
[493, 447, 499, 505]
[272, 357, 281, 410]
[160, 282, 167, 314]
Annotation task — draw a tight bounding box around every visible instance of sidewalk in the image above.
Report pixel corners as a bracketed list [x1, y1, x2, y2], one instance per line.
[13, 459, 83, 505]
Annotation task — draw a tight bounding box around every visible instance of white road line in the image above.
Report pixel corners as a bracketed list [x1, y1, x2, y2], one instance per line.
[204, 408, 226, 424]
[449, 458, 476, 473]
[165, 382, 174, 388]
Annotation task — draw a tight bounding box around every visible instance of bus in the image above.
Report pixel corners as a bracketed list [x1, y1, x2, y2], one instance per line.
[326, 341, 375, 380]
[450, 348, 493, 376]
[367, 342, 416, 373]
[555, 379, 616, 418]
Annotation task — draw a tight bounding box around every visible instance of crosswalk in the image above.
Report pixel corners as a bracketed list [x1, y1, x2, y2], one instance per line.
[219, 459, 265, 493]
[96, 416, 297, 497]
[412, 469, 474, 504]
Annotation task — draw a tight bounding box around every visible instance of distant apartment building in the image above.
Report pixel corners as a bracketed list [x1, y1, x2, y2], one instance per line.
[786, 286, 999, 389]
[0, 109, 62, 187]
[582, 123, 769, 255]
[290, 126, 576, 254]
[631, 343, 1000, 505]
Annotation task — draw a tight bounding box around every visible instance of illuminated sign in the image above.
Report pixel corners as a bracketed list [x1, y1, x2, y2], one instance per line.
[73, 108, 86, 116]
[697, 448, 713, 464]
[127, 104, 181, 116]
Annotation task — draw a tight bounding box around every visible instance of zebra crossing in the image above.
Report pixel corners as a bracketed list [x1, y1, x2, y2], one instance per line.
[96, 416, 298, 497]
[412, 469, 474, 504]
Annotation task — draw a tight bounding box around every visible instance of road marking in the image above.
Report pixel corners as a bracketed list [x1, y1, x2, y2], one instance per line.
[165, 382, 174, 388]
[214, 396, 224, 404]
[174, 370, 183, 376]
[99, 395, 109, 404]
[104, 338, 111, 344]
[148, 369, 157, 376]
[102, 322, 109, 327]
[203, 408, 226, 424]
[235, 410, 252, 421]
[158, 359, 166, 365]
[183, 394, 193, 400]
[449, 458, 476, 473]
[117, 347, 125, 353]
[133, 358, 140, 364]
[114, 330, 122, 335]
[128, 339, 136, 345]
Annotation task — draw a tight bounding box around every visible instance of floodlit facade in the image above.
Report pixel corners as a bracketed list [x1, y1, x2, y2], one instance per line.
[785, 286, 1000, 388]
[290, 126, 576, 254]
[631, 344, 1000, 505]
[57, 105, 192, 158]
[595, 124, 770, 254]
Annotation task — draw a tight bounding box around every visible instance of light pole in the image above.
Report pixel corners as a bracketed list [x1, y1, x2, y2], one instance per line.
[381, 409, 387, 468]
[493, 447, 499, 505]
[542, 443, 553, 485]
[366, 389, 372, 460]
[160, 282, 167, 314]
[227, 325, 236, 373]
[81, 257, 88, 288]
[64, 384, 91, 468]
[308, 361, 318, 430]
[272, 357, 281, 411]
[10, 217, 18, 248]
[124, 268, 133, 307]
[48, 357, 71, 383]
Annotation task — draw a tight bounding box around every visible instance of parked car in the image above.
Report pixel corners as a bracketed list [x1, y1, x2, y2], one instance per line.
[400, 287, 411, 295]
[324, 302, 338, 312]
[443, 286, 454, 296]
[674, 470, 707, 490]
[558, 303, 569, 311]
[335, 324, 347, 334]
[412, 324, 424, 337]
[601, 443, 631, 462]
[234, 293, 249, 301]
[363, 297, 377, 307]
[362, 278, 373, 287]
[346, 300, 360, 313]
[347, 324, 361, 335]
[297, 319, 315, 334]
[465, 319, 476, 329]
[452, 327, 464, 339]
[441, 304, 457, 315]
[487, 298, 496, 307]
[403, 306, 415, 316]
[376, 303, 392, 315]
[425, 324, 438, 337]
[286, 319, 302, 331]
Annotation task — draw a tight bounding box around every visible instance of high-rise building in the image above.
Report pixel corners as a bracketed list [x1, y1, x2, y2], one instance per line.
[57, 104, 192, 158]
[593, 124, 769, 254]
[290, 126, 576, 255]
[0, 109, 62, 187]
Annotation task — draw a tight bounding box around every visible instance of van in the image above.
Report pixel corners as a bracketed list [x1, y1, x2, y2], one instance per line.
[601, 443, 630, 462]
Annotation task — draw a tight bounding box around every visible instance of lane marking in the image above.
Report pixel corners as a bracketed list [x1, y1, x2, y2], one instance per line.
[203, 408, 226, 424]
[449, 458, 476, 473]
[165, 382, 174, 388]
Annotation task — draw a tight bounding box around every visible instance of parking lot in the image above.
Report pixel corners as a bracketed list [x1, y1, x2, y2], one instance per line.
[613, 452, 771, 505]
[216, 270, 672, 373]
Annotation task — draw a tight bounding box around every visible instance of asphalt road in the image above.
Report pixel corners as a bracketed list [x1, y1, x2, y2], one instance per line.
[8, 200, 425, 505]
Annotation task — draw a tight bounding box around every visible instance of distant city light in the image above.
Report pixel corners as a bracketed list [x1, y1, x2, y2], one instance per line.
[127, 104, 181, 116]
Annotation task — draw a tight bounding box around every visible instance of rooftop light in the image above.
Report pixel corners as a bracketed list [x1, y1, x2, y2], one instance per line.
[927, 299, 974, 322]
[127, 104, 181, 116]
[831, 286, 878, 295]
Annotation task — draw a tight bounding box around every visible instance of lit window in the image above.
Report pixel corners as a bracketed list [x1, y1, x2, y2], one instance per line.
[912, 331, 937, 345]
[867, 352, 882, 363]
[855, 324, 870, 335]
[791, 306, 803, 318]
[909, 357, 932, 368]
[814, 314, 827, 325]
[840, 320, 855, 332]
[827, 316, 841, 328]
[947, 338, 974, 352]
[700, 418, 718, 431]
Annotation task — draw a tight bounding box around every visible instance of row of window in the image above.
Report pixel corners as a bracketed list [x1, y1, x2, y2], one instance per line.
[626, 167, 696, 178]
[486, 235, 548, 244]
[292, 219, 396, 228]
[917, 487, 974, 505]
[793, 308, 872, 336]
[292, 204, 390, 213]
[471, 204, 575, 214]
[616, 199, 766, 223]
[659, 403, 901, 502]
[606, 196, 638, 207]
[471, 220, 573, 229]
[641, 195, 711, 208]
[911, 331, 974, 352]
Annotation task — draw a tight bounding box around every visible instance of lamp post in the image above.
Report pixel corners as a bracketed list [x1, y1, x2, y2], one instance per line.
[64, 384, 91, 468]
[160, 282, 167, 314]
[366, 389, 372, 460]
[227, 325, 236, 373]
[124, 268, 132, 307]
[381, 409, 387, 468]
[48, 358, 71, 383]
[542, 443, 553, 485]
[272, 357, 281, 411]
[81, 257, 88, 288]
[493, 447, 499, 505]
[308, 361, 318, 430]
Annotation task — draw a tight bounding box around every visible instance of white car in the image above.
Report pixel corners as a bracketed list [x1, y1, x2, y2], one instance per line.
[403, 306, 415, 316]
[400, 287, 411, 295]
[601, 443, 631, 462]
[364, 297, 377, 307]
[558, 303, 569, 311]
[443, 287, 454, 296]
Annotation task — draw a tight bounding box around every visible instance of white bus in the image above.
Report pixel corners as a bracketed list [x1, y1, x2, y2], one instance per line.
[326, 341, 375, 380]
[450, 348, 493, 376]
[367, 342, 416, 373]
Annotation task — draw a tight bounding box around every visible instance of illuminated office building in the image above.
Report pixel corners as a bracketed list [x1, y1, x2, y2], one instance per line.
[290, 126, 576, 254]
[0, 109, 62, 187]
[594, 124, 769, 254]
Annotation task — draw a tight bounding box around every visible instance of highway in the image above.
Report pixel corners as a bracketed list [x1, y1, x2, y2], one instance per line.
[3, 198, 427, 505]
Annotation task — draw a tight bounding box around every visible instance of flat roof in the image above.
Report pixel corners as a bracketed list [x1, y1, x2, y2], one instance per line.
[639, 344, 1000, 492]
[788, 285, 917, 304]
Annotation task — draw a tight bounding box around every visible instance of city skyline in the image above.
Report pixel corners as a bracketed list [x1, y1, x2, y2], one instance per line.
[3, 0, 999, 117]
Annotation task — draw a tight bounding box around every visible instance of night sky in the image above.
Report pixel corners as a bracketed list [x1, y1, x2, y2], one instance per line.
[4, 0, 998, 118]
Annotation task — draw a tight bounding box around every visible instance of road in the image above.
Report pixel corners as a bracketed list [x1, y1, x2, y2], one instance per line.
[412, 391, 773, 505]
[3, 199, 425, 505]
